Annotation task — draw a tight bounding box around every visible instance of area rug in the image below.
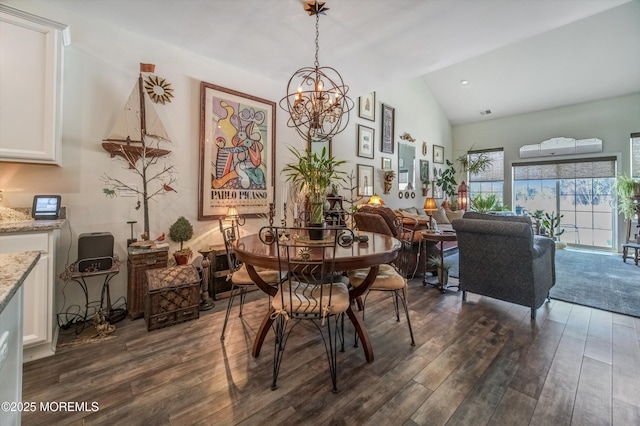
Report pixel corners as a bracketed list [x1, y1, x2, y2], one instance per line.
[446, 248, 640, 318]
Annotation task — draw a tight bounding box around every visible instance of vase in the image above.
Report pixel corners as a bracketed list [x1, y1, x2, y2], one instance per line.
[308, 222, 326, 240]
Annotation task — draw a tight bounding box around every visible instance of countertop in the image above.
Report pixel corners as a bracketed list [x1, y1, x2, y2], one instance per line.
[0, 219, 66, 233]
[0, 251, 41, 315]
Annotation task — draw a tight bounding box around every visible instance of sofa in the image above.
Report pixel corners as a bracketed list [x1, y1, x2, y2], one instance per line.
[451, 212, 555, 319]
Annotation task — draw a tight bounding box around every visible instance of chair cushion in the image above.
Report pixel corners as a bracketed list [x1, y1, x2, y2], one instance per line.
[272, 281, 350, 315]
[360, 206, 401, 237]
[232, 264, 280, 285]
[348, 264, 406, 291]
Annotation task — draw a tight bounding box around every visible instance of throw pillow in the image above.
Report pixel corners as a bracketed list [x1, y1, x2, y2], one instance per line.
[445, 209, 465, 223]
[400, 207, 419, 215]
[431, 208, 450, 224]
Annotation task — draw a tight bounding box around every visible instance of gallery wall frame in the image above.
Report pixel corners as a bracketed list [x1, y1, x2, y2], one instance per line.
[433, 144, 444, 164]
[357, 164, 374, 196]
[198, 81, 275, 220]
[380, 103, 395, 154]
[357, 125, 374, 159]
[420, 159, 430, 182]
[381, 157, 392, 170]
[358, 92, 376, 121]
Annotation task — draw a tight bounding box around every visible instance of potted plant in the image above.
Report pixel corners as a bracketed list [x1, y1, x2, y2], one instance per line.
[283, 146, 347, 239]
[541, 211, 566, 248]
[436, 159, 457, 209]
[529, 209, 545, 235]
[427, 255, 452, 285]
[169, 216, 194, 264]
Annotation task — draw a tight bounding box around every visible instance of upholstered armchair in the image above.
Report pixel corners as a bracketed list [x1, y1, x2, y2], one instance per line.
[451, 212, 556, 319]
[354, 206, 425, 276]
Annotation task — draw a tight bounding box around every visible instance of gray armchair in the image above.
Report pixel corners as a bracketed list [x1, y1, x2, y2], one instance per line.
[451, 212, 555, 319]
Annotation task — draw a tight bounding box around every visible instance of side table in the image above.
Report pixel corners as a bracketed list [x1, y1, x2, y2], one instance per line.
[127, 244, 169, 319]
[68, 259, 123, 332]
[422, 230, 458, 293]
[622, 242, 640, 266]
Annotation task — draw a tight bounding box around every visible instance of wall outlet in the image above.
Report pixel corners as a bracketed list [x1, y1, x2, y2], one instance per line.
[0, 331, 9, 372]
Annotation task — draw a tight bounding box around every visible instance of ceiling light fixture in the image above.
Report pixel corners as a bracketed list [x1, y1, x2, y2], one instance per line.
[280, 1, 354, 142]
[461, 80, 469, 85]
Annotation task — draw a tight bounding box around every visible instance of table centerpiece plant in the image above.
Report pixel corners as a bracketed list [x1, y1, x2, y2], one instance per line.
[169, 216, 194, 264]
[283, 146, 347, 239]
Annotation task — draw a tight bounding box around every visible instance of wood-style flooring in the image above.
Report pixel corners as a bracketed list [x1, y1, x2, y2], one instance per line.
[22, 277, 640, 425]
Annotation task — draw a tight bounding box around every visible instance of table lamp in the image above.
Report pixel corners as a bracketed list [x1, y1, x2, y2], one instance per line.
[367, 194, 384, 206]
[424, 197, 438, 231]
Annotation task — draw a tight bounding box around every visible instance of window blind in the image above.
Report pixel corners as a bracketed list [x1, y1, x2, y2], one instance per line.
[468, 149, 504, 182]
[632, 133, 640, 178]
[513, 157, 616, 181]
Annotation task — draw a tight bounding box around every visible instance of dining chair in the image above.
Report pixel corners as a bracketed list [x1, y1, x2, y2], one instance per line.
[268, 225, 352, 393]
[218, 219, 280, 340]
[347, 225, 416, 346]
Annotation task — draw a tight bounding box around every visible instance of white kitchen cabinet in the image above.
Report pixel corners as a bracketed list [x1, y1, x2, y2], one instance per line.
[0, 231, 59, 361]
[0, 5, 70, 165]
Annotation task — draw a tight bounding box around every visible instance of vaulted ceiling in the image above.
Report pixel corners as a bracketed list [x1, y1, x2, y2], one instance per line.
[44, 0, 640, 124]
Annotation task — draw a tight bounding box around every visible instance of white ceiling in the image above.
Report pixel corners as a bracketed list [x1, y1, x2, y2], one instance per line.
[46, 0, 640, 125]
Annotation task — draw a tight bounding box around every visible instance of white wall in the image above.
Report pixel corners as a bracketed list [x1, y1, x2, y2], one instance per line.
[0, 1, 452, 313]
[453, 92, 640, 249]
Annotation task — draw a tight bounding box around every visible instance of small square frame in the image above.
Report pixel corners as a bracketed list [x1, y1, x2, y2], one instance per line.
[433, 144, 444, 164]
[381, 157, 392, 170]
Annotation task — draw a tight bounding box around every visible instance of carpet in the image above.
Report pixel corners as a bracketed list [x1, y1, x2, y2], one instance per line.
[445, 248, 640, 318]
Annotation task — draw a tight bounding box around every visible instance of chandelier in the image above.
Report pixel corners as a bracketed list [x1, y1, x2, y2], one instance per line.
[280, 1, 354, 142]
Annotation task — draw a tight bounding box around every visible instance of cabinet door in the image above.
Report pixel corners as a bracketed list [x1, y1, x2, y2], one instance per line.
[0, 232, 52, 348]
[21, 255, 50, 346]
[0, 5, 69, 165]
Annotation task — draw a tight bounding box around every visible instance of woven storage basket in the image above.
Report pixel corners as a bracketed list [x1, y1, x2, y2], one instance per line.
[145, 265, 200, 331]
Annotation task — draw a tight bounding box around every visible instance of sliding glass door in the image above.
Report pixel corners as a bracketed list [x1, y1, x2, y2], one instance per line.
[513, 158, 616, 249]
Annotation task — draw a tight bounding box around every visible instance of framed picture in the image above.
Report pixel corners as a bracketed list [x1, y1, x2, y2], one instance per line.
[433, 144, 444, 164]
[420, 160, 430, 182]
[358, 92, 376, 121]
[357, 125, 374, 159]
[357, 164, 374, 196]
[381, 157, 392, 170]
[309, 137, 331, 157]
[380, 103, 394, 154]
[198, 81, 275, 220]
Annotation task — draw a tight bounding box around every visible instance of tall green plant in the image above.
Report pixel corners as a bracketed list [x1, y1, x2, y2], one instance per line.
[282, 146, 347, 224]
[436, 159, 458, 199]
[541, 211, 564, 239]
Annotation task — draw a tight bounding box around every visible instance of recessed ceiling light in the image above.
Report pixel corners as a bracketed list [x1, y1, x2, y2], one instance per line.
[461, 80, 469, 85]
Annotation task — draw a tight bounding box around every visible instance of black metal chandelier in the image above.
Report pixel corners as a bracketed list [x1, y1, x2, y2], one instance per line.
[280, 1, 354, 143]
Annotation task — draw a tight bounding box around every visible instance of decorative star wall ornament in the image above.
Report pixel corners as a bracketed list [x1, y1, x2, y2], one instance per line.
[144, 74, 174, 104]
[304, 0, 329, 16]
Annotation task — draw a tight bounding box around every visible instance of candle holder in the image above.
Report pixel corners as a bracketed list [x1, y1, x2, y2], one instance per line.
[198, 248, 215, 311]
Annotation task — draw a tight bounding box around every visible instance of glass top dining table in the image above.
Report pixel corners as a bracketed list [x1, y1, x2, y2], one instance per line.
[234, 230, 401, 363]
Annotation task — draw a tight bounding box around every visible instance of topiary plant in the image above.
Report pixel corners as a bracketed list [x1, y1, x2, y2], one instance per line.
[169, 216, 193, 254]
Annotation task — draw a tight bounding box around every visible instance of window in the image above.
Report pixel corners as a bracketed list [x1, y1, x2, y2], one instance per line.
[513, 157, 616, 248]
[632, 132, 640, 178]
[467, 149, 504, 205]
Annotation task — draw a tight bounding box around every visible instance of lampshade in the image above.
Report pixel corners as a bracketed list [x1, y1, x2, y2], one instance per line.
[279, 1, 354, 142]
[424, 197, 437, 212]
[226, 206, 239, 219]
[457, 181, 469, 211]
[367, 194, 384, 206]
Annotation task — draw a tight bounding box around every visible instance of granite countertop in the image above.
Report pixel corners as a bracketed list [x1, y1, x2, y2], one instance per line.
[0, 251, 41, 315]
[0, 206, 66, 233]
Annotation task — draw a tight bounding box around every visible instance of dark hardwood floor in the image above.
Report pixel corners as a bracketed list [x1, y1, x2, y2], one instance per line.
[22, 277, 640, 425]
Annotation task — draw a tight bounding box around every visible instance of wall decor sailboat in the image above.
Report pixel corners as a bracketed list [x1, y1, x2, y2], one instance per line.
[101, 63, 177, 241]
[102, 63, 172, 168]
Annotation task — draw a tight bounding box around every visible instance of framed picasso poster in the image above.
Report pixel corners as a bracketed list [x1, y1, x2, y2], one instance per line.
[198, 81, 275, 220]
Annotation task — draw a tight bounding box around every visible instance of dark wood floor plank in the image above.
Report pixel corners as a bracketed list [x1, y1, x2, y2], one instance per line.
[612, 322, 640, 408]
[572, 357, 612, 425]
[488, 387, 537, 425]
